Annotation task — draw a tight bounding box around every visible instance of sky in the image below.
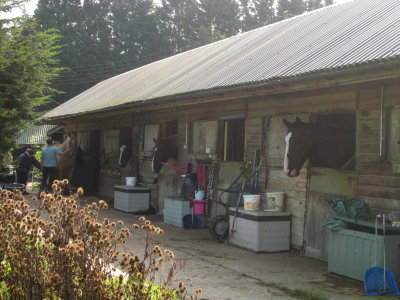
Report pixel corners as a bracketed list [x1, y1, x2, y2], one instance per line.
[3, 0, 354, 19]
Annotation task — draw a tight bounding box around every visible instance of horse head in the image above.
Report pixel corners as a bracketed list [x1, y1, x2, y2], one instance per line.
[283, 117, 315, 177]
[152, 137, 177, 174]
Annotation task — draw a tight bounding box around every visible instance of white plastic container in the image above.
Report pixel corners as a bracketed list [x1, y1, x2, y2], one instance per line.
[125, 177, 137, 186]
[113, 185, 149, 212]
[243, 194, 260, 211]
[194, 190, 204, 200]
[266, 192, 285, 211]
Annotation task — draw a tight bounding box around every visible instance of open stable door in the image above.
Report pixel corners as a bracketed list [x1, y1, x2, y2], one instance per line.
[304, 168, 356, 261]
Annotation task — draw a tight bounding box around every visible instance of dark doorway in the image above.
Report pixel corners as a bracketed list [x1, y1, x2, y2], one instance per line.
[90, 130, 101, 193]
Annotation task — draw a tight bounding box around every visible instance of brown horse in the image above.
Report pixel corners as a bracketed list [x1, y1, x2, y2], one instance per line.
[53, 134, 77, 181]
[152, 137, 178, 174]
[283, 117, 355, 177]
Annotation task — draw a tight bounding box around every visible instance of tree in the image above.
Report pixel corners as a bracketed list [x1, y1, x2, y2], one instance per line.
[253, 0, 275, 27]
[35, 0, 85, 106]
[307, 0, 323, 11]
[0, 1, 61, 161]
[31, 0, 332, 111]
[290, 0, 306, 15]
[110, 0, 160, 61]
[35, 0, 167, 105]
[238, 0, 276, 32]
[157, 0, 201, 53]
[238, 0, 257, 31]
[199, 0, 240, 37]
[277, 0, 306, 20]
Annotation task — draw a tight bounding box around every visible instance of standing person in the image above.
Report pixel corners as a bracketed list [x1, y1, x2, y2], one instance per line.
[15, 148, 42, 194]
[40, 138, 70, 193]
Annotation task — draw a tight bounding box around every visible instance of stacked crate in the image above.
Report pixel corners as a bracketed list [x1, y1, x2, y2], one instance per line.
[164, 197, 191, 228]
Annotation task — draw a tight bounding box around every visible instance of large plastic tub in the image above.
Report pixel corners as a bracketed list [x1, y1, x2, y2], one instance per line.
[328, 228, 400, 281]
[0, 183, 25, 191]
[163, 197, 191, 228]
[229, 208, 291, 253]
[113, 185, 150, 212]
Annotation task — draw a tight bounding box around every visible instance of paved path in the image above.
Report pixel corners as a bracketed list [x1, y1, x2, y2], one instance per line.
[25, 192, 398, 300]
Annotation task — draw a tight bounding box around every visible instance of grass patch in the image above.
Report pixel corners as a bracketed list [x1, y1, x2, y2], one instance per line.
[269, 282, 328, 300]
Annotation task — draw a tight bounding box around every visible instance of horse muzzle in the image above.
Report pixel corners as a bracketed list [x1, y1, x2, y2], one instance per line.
[285, 169, 299, 177]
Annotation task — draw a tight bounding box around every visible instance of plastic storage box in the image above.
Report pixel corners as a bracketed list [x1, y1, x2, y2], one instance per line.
[229, 208, 291, 253]
[164, 196, 191, 228]
[328, 228, 400, 281]
[113, 185, 150, 212]
[0, 183, 25, 192]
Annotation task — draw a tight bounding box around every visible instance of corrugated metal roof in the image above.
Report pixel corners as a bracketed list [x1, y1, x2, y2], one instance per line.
[16, 125, 57, 145]
[45, 0, 400, 119]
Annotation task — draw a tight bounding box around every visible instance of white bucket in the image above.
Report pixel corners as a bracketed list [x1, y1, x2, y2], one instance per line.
[243, 194, 261, 211]
[126, 177, 137, 186]
[266, 192, 285, 211]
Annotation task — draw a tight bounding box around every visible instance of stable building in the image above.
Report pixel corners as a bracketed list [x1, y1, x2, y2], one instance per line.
[40, 0, 400, 266]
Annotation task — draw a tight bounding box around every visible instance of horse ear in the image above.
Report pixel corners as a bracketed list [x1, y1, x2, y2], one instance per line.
[283, 118, 292, 129]
[295, 116, 302, 124]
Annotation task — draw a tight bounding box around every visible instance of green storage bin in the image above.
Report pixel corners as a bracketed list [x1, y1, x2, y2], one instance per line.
[328, 228, 400, 281]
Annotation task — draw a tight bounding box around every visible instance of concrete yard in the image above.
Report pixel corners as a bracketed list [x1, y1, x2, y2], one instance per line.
[25, 192, 399, 300]
[93, 199, 398, 300]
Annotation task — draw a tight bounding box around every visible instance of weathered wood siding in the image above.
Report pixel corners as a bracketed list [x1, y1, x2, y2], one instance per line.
[305, 168, 355, 260]
[59, 77, 400, 255]
[263, 115, 310, 247]
[356, 82, 400, 220]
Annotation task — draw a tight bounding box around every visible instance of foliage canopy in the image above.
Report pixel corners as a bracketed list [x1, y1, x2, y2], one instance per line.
[33, 0, 334, 109]
[0, 0, 62, 161]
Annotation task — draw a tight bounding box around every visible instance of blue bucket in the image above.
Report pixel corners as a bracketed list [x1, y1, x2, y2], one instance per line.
[182, 214, 204, 229]
[364, 266, 400, 296]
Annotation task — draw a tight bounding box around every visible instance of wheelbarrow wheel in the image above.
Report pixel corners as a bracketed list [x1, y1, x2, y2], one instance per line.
[208, 215, 229, 242]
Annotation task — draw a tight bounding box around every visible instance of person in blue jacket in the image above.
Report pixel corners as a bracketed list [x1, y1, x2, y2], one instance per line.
[15, 148, 42, 193]
[40, 138, 70, 193]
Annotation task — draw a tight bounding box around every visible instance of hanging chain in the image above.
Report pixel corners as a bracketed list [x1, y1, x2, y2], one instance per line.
[205, 163, 216, 216]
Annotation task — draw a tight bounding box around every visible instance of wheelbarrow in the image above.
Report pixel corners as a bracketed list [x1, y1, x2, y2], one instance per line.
[208, 162, 261, 242]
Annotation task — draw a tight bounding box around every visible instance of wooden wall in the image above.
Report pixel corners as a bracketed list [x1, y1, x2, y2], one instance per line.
[247, 87, 357, 247]
[356, 82, 400, 220]
[59, 77, 400, 254]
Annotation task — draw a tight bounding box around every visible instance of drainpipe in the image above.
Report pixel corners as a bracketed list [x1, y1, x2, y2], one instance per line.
[184, 112, 188, 150]
[379, 85, 384, 158]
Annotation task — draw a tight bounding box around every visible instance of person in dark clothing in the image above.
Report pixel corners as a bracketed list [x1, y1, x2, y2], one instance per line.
[15, 149, 41, 193]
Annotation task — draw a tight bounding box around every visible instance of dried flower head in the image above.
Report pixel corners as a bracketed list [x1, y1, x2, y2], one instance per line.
[77, 187, 84, 196]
